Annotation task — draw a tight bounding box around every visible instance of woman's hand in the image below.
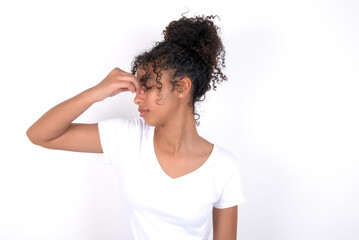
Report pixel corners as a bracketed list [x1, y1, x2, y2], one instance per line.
[89, 67, 143, 102]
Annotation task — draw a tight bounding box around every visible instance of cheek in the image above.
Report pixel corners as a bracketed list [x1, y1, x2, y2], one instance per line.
[159, 90, 178, 105]
[150, 93, 176, 113]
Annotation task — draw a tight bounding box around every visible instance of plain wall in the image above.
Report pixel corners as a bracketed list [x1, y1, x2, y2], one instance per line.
[0, 0, 358, 239]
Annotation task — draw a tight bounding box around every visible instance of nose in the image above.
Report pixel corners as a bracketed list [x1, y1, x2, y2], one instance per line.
[134, 87, 146, 105]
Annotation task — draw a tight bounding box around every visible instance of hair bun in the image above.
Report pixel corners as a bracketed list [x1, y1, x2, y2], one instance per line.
[163, 16, 224, 66]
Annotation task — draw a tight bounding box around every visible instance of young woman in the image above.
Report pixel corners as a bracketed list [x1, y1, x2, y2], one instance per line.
[27, 15, 244, 240]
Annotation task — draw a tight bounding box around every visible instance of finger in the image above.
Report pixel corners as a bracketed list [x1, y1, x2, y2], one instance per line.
[109, 88, 125, 97]
[125, 82, 136, 93]
[121, 73, 141, 93]
[132, 76, 142, 93]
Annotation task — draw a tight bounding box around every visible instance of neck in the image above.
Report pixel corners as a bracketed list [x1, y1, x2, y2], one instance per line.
[154, 110, 200, 156]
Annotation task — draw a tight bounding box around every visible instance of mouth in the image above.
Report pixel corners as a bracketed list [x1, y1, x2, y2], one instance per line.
[138, 108, 149, 117]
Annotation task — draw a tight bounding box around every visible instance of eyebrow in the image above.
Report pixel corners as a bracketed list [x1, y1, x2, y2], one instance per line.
[145, 81, 155, 86]
[139, 76, 154, 87]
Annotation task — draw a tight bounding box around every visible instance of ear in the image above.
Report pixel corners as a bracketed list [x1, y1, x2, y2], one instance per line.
[177, 77, 192, 98]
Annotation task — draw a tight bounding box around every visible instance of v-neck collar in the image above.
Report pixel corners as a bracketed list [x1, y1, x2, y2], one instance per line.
[147, 126, 217, 181]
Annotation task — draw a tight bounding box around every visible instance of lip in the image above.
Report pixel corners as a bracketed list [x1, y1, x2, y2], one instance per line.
[138, 108, 149, 117]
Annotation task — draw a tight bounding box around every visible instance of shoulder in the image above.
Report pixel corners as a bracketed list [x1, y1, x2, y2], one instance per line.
[210, 144, 241, 180]
[97, 118, 152, 164]
[99, 117, 146, 127]
[98, 117, 152, 144]
[98, 117, 149, 132]
[213, 145, 239, 169]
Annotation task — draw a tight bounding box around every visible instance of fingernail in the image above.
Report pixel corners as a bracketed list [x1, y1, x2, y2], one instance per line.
[140, 89, 144, 94]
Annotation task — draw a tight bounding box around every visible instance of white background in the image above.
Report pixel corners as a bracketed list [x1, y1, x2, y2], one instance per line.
[1, 0, 358, 239]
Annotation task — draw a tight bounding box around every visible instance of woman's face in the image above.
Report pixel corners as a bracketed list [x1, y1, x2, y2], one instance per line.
[134, 67, 181, 126]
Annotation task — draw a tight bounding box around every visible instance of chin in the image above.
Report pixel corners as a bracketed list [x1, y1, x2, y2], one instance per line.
[144, 121, 156, 127]
[142, 117, 156, 127]
[143, 116, 166, 127]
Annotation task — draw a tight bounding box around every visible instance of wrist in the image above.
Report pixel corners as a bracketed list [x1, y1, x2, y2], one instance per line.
[82, 87, 101, 103]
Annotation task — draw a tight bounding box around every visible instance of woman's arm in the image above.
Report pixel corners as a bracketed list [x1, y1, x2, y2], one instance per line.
[26, 67, 142, 153]
[212, 206, 238, 240]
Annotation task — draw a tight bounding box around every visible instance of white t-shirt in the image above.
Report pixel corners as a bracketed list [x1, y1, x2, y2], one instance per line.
[98, 117, 245, 240]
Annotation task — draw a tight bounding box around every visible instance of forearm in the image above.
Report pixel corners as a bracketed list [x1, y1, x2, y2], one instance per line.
[26, 88, 97, 144]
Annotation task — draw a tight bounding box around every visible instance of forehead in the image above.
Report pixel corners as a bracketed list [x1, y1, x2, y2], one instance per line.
[136, 65, 172, 84]
[136, 68, 154, 86]
[136, 67, 151, 79]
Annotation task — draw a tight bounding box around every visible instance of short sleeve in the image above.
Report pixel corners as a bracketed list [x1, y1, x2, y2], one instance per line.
[98, 118, 144, 165]
[213, 159, 245, 209]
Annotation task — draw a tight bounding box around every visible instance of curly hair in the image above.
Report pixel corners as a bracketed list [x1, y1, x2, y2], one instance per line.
[131, 15, 227, 126]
